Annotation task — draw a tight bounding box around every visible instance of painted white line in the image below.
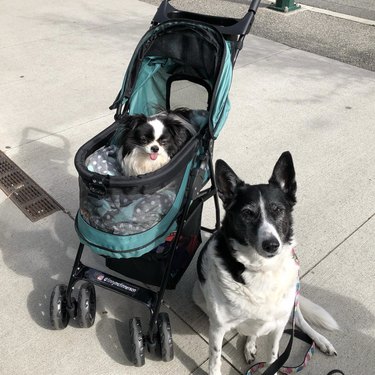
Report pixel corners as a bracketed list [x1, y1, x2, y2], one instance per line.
[301, 3, 375, 26]
[262, 0, 375, 25]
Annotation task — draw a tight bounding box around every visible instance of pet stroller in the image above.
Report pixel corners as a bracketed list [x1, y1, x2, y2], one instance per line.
[50, 0, 261, 366]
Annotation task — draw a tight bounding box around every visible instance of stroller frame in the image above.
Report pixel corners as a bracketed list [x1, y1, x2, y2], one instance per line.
[50, 0, 261, 367]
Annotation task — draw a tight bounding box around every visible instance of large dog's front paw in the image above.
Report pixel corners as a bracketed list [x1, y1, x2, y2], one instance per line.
[314, 333, 337, 356]
[244, 336, 257, 364]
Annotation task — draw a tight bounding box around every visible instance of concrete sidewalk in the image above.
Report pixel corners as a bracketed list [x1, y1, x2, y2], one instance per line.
[1, 1, 374, 374]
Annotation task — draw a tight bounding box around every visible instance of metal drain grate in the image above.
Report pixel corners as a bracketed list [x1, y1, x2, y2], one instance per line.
[0, 151, 62, 222]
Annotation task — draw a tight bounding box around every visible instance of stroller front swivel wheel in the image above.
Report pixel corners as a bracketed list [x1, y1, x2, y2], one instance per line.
[157, 312, 174, 362]
[50, 284, 70, 329]
[129, 317, 145, 367]
[77, 282, 96, 328]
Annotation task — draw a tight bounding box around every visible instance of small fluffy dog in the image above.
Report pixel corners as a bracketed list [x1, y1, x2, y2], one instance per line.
[116, 108, 196, 176]
[193, 152, 339, 375]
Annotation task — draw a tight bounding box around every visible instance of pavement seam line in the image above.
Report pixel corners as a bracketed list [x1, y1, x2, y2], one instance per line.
[189, 358, 211, 374]
[301, 212, 375, 279]
[221, 332, 244, 374]
[164, 302, 211, 345]
[234, 45, 294, 71]
[159, 302, 211, 374]
[219, 356, 242, 375]
[187, 337, 241, 374]
[189, 350, 242, 374]
[165, 302, 243, 374]
[61, 207, 75, 220]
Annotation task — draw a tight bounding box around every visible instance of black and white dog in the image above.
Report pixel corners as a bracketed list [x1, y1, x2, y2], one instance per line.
[193, 152, 338, 375]
[116, 108, 196, 176]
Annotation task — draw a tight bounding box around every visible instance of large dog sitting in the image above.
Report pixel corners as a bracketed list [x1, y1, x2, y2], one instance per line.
[193, 152, 338, 375]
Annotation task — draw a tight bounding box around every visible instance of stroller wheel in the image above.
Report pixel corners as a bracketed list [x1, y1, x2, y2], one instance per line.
[50, 284, 70, 330]
[77, 282, 96, 328]
[157, 312, 174, 362]
[129, 317, 145, 367]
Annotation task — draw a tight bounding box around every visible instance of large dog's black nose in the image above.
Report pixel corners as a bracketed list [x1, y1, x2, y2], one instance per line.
[151, 145, 159, 153]
[262, 239, 280, 253]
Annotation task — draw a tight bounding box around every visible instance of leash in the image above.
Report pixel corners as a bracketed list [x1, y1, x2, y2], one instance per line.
[246, 280, 316, 375]
[246, 249, 344, 375]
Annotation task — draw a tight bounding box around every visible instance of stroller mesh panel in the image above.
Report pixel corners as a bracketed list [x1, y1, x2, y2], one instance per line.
[79, 170, 184, 236]
[75, 119, 200, 259]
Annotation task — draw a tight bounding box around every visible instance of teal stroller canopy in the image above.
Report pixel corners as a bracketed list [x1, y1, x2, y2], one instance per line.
[111, 20, 234, 139]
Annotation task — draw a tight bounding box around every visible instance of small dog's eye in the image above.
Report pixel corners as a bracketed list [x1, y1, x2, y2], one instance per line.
[140, 136, 147, 145]
[159, 139, 166, 146]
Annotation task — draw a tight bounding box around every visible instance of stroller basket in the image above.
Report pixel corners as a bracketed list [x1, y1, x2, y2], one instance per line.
[75, 120, 205, 261]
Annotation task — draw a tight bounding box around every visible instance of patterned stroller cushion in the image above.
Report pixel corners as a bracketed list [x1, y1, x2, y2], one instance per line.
[85, 145, 121, 176]
[83, 145, 177, 235]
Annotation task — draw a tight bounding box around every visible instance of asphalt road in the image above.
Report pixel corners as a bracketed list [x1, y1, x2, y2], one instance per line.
[142, 0, 375, 71]
[229, 0, 375, 20]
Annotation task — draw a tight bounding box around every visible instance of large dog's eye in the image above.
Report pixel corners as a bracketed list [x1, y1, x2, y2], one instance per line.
[241, 207, 258, 221]
[270, 203, 283, 215]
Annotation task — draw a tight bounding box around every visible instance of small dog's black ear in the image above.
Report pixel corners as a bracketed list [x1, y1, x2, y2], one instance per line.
[215, 159, 244, 209]
[269, 151, 297, 204]
[129, 114, 147, 129]
[119, 114, 147, 130]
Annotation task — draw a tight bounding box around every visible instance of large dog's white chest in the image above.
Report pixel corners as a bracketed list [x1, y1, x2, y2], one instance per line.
[200, 239, 299, 336]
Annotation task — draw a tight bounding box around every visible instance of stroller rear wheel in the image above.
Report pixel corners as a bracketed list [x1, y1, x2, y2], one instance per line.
[50, 284, 70, 329]
[157, 312, 174, 362]
[129, 317, 145, 367]
[77, 282, 96, 328]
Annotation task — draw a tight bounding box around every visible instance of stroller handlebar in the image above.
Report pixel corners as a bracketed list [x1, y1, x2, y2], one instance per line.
[152, 0, 261, 36]
[249, 0, 262, 13]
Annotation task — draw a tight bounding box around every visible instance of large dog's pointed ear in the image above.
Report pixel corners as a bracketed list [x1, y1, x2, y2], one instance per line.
[269, 151, 297, 204]
[215, 159, 244, 209]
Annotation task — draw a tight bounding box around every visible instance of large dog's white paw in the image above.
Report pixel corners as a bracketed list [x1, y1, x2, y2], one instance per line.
[244, 337, 257, 364]
[314, 334, 337, 356]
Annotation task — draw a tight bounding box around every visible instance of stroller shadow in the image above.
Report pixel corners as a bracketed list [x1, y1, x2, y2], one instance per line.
[0, 126, 204, 371]
[0, 128, 78, 330]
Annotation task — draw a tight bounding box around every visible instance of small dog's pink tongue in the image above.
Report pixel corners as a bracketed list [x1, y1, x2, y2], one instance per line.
[150, 153, 158, 160]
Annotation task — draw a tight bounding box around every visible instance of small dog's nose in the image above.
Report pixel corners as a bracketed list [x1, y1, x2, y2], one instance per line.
[262, 239, 280, 253]
[151, 145, 159, 153]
